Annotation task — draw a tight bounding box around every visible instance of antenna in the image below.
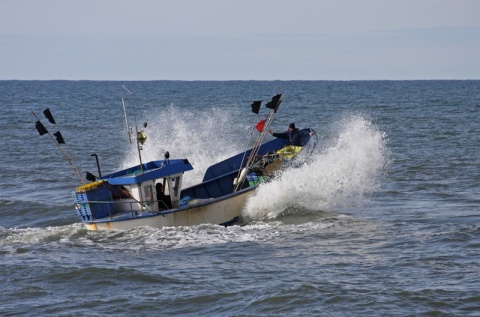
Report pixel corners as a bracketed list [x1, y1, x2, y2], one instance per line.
[122, 85, 146, 173]
[122, 85, 138, 128]
[122, 98, 132, 144]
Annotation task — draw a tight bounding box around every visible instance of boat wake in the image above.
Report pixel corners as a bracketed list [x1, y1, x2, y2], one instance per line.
[242, 113, 390, 221]
[0, 221, 336, 252]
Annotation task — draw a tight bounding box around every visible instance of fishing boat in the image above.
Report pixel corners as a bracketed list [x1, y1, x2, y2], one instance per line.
[34, 93, 317, 231]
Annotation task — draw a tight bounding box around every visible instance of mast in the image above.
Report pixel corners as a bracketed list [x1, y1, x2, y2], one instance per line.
[122, 86, 147, 174]
[122, 98, 133, 144]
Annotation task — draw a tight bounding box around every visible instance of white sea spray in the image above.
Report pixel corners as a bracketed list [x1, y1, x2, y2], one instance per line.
[120, 104, 245, 187]
[243, 113, 390, 220]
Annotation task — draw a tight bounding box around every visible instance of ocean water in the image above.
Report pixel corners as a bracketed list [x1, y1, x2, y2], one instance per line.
[0, 80, 479, 316]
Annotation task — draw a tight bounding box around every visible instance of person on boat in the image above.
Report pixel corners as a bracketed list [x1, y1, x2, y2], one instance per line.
[105, 183, 132, 199]
[268, 123, 313, 146]
[156, 183, 172, 210]
[119, 186, 132, 199]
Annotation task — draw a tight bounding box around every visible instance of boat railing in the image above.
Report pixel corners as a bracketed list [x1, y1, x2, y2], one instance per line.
[75, 198, 171, 221]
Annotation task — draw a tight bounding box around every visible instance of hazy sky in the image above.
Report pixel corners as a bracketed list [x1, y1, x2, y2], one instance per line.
[1, 0, 479, 80]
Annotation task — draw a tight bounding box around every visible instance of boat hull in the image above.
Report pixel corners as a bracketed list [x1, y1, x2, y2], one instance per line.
[84, 187, 254, 231]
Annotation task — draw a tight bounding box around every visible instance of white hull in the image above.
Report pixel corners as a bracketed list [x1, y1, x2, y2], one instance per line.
[84, 188, 253, 231]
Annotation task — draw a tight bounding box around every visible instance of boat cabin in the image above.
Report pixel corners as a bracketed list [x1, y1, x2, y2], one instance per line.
[74, 159, 193, 220]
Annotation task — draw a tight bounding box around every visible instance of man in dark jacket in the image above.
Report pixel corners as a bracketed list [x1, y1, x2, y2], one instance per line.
[268, 123, 313, 146]
[156, 183, 172, 210]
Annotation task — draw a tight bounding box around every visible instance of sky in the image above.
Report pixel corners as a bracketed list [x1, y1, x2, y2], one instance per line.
[1, 0, 479, 80]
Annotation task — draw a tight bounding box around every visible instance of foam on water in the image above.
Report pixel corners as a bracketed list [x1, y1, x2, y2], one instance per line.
[0, 224, 84, 245]
[243, 113, 390, 220]
[0, 221, 336, 254]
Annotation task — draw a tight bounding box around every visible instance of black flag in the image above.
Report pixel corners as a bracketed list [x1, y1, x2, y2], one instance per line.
[43, 108, 56, 124]
[35, 120, 48, 136]
[251, 101, 261, 114]
[86, 172, 97, 182]
[265, 94, 283, 113]
[54, 131, 65, 144]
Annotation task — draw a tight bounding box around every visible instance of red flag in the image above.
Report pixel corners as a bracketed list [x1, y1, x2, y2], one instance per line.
[255, 119, 266, 132]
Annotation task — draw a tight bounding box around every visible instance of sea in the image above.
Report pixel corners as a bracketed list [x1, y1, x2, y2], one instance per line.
[0, 80, 479, 316]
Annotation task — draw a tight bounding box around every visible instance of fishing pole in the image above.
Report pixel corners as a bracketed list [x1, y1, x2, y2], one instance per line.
[245, 94, 283, 168]
[43, 108, 84, 183]
[32, 111, 85, 184]
[234, 101, 262, 188]
[234, 94, 283, 191]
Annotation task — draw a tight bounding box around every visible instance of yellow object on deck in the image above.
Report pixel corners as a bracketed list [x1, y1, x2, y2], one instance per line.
[75, 180, 104, 193]
[276, 145, 303, 159]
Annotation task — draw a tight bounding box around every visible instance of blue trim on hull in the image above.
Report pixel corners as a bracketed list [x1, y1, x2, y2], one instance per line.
[81, 185, 256, 225]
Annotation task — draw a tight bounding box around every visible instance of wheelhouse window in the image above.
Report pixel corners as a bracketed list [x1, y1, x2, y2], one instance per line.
[143, 183, 155, 209]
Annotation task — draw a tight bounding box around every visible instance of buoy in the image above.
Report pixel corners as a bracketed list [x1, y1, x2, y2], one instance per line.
[237, 168, 249, 185]
[137, 131, 147, 145]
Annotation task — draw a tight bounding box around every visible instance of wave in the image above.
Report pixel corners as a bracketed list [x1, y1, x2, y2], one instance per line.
[0, 220, 338, 253]
[242, 112, 390, 220]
